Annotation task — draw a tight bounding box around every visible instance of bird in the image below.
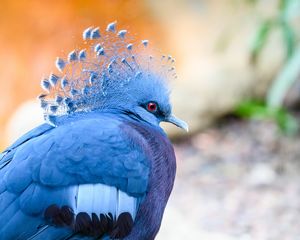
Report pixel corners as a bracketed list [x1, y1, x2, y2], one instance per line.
[0, 22, 188, 240]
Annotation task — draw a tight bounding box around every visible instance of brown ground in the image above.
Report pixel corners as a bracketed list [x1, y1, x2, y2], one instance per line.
[158, 117, 300, 240]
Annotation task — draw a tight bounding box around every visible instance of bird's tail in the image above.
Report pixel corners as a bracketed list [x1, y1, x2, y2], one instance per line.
[26, 225, 110, 240]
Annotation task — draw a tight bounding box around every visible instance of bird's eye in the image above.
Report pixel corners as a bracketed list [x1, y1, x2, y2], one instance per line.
[147, 102, 157, 113]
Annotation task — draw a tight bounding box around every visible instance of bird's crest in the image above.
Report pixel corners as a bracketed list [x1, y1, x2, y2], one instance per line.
[38, 22, 176, 122]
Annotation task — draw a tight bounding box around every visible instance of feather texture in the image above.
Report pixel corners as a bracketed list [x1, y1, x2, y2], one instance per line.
[75, 183, 136, 218]
[0, 112, 150, 239]
[0, 21, 179, 240]
[38, 22, 176, 125]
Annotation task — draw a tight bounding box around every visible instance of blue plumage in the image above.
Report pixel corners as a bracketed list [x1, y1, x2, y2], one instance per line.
[0, 22, 188, 239]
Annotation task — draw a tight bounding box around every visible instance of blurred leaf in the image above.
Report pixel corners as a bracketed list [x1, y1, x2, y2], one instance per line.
[284, 0, 300, 19]
[281, 20, 296, 59]
[275, 108, 299, 135]
[238, 0, 300, 136]
[250, 20, 275, 64]
[234, 100, 299, 135]
[235, 101, 271, 119]
[267, 45, 300, 108]
[279, 0, 289, 12]
[245, 0, 258, 5]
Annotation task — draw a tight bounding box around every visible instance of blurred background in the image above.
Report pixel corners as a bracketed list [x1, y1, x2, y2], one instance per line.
[1, 0, 300, 239]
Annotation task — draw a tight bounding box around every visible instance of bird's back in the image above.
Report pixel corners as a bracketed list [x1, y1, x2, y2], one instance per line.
[0, 21, 182, 240]
[0, 111, 176, 240]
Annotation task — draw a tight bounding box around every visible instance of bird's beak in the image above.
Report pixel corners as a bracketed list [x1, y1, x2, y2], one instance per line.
[165, 115, 189, 132]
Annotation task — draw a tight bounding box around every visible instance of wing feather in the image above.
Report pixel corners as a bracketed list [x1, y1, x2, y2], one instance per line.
[0, 113, 150, 239]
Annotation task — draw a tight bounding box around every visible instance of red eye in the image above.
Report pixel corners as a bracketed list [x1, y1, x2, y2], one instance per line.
[147, 102, 157, 112]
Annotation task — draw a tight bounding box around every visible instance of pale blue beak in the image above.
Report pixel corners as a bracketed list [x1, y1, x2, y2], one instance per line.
[166, 115, 189, 132]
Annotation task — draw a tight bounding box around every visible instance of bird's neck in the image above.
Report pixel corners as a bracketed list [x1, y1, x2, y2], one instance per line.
[47, 108, 165, 135]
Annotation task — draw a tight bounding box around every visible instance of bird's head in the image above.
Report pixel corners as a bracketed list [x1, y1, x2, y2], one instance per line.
[39, 22, 188, 131]
[108, 73, 188, 131]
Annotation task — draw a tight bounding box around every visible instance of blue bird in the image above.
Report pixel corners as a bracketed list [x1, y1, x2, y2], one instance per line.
[0, 22, 188, 240]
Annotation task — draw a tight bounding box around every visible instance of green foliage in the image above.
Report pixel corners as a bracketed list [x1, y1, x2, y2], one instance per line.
[281, 20, 296, 59]
[236, 0, 300, 135]
[250, 19, 275, 64]
[244, 0, 258, 5]
[267, 47, 300, 108]
[235, 101, 299, 135]
[250, 0, 298, 62]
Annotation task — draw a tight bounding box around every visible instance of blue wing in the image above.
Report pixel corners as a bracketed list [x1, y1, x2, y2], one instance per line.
[0, 123, 53, 170]
[0, 113, 150, 239]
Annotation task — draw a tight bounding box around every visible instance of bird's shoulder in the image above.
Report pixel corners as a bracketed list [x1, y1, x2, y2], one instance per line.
[1, 112, 154, 196]
[0, 123, 54, 169]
